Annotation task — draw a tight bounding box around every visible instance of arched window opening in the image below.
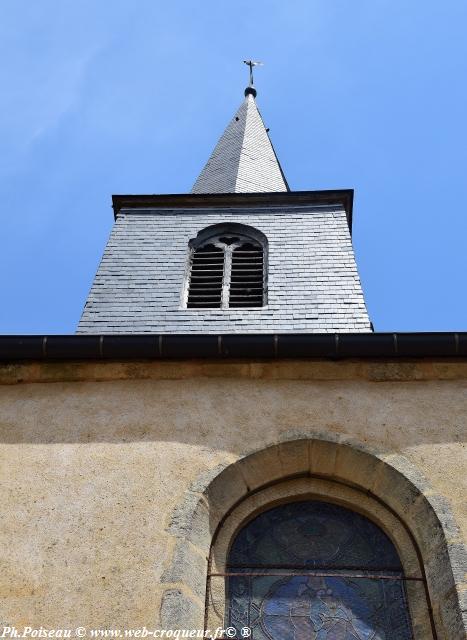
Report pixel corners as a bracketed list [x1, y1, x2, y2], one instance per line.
[186, 228, 266, 309]
[225, 501, 414, 639]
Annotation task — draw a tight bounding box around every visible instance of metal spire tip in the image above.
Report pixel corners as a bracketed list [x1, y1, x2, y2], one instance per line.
[243, 59, 263, 97]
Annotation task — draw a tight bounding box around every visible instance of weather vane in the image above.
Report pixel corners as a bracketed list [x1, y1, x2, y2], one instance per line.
[243, 60, 264, 87]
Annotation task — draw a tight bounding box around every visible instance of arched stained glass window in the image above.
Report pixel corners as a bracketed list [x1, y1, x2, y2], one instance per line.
[226, 501, 414, 639]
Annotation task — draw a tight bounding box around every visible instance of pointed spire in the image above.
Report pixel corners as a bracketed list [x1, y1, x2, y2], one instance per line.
[191, 70, 288, 194]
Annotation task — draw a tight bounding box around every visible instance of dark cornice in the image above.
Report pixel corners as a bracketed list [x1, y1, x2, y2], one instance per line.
[0, 333, 466, 361]
[112, 190, 354, 232]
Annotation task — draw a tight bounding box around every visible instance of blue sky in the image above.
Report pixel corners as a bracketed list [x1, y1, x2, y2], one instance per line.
[1, 0, 466, 333]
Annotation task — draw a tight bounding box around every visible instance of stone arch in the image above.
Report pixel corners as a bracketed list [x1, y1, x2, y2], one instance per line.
[162, 435, 466, 639]
[188, 222, 268, 250]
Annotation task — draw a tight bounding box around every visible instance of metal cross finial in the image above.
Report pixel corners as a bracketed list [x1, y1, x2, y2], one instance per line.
[243, 59, 263, 87]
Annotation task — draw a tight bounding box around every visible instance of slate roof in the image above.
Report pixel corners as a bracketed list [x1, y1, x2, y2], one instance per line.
[191, 93, 288, 194]
[77, 192, 371, 334]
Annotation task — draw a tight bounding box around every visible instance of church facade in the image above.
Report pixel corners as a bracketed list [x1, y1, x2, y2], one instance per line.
[0, 78, 466, 638]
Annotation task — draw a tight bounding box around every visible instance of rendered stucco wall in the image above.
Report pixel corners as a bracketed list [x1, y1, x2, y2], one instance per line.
[0, 359, 465, 635]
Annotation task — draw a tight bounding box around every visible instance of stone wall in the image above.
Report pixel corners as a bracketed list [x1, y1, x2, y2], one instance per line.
[0, 358, 465, 637]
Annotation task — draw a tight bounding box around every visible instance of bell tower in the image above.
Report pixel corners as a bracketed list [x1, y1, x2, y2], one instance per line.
[78, 67, 370, 333]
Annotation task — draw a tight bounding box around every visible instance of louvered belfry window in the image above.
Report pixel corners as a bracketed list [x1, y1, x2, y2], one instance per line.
[186, 233, 265, 309]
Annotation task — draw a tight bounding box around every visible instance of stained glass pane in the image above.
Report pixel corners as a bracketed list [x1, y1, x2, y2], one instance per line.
[226, 501, 414, 639]
[229, 501, 402, 570]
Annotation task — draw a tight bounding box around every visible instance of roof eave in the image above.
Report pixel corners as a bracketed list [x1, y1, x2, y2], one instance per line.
[112, 190, 355, 232]
[1, 333, 466, 361]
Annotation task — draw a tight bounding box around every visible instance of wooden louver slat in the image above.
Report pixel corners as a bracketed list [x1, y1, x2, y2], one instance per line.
[187, 244, 224, 308]
[229, 242, 264, 308]
[187, 238, 265, 309]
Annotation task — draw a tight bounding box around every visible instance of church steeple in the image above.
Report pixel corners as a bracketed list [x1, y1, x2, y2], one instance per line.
[78, 66, 371, 335]
[191, 68, 288, 194]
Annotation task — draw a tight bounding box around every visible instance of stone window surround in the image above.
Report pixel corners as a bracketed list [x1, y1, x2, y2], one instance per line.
[162, 437, 466, 639]
[181, 222, 269, 310]
[207, 477, 431, 639]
